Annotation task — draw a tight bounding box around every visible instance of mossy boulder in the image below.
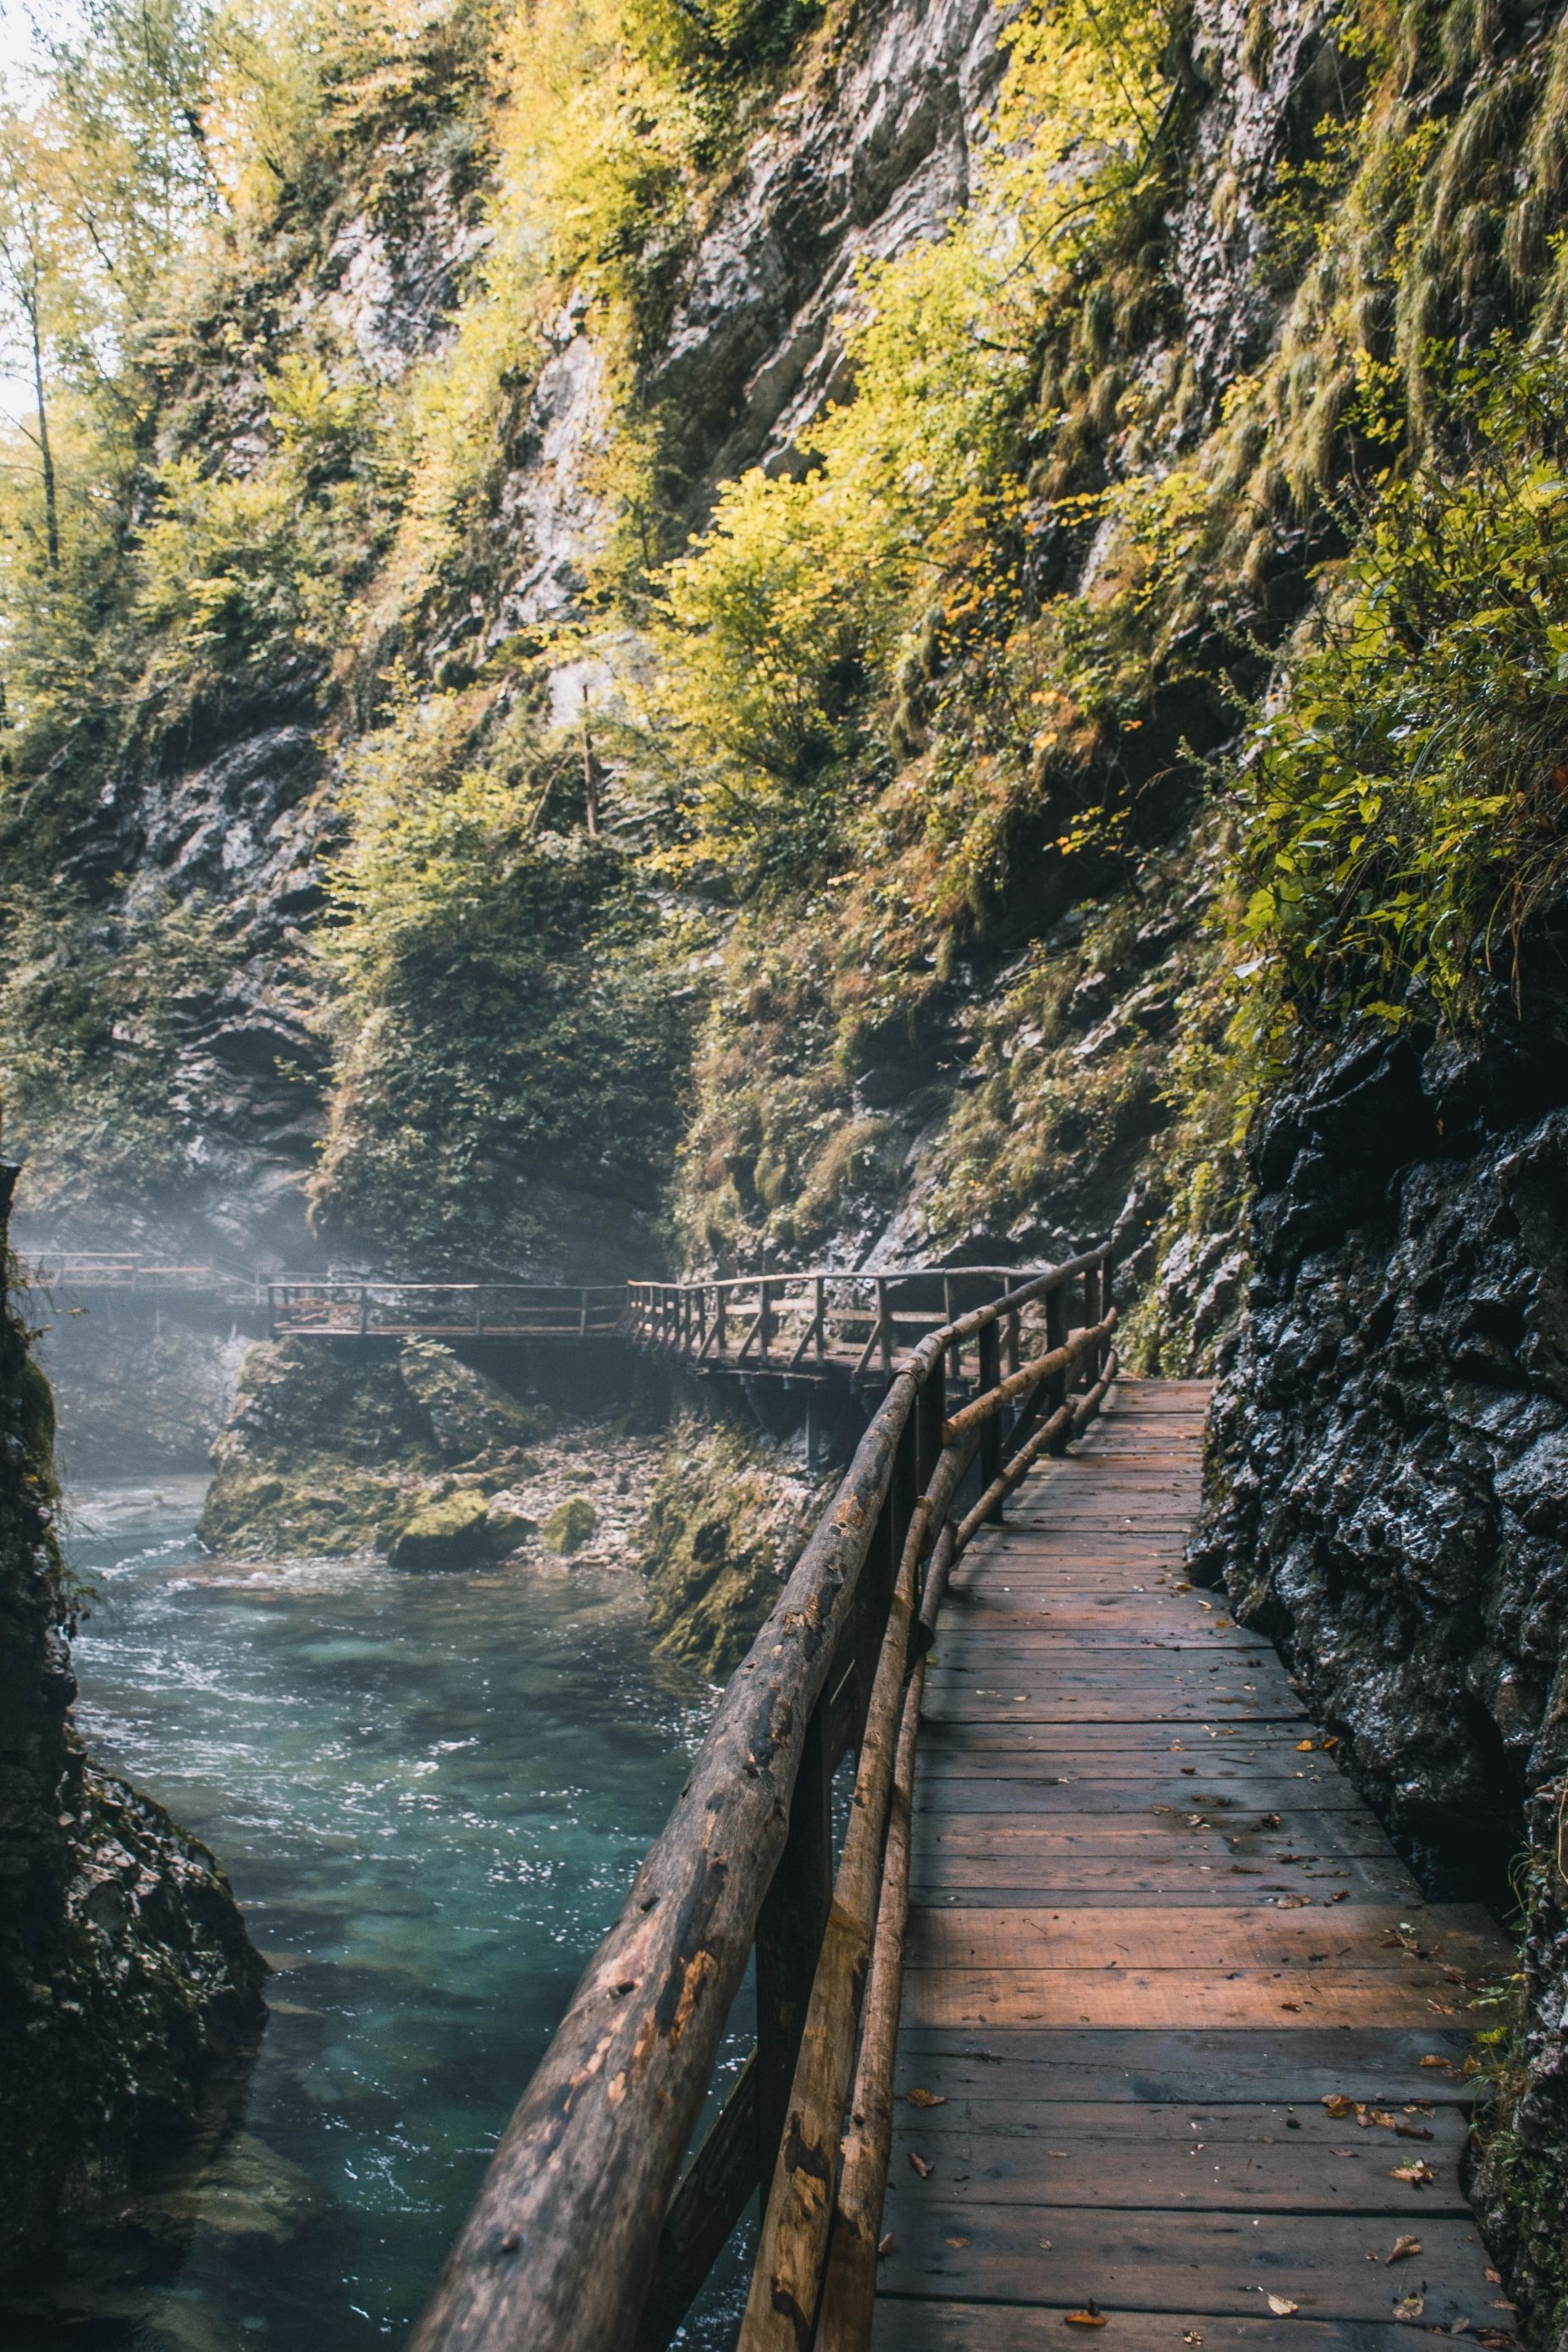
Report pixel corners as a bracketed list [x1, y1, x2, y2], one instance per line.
[541, 1496, 597, 1555]
[398, 1341, 552, 1462]
[486, 1499, 538, 1550]
[388, 1487, 492, 1571]
[641, 1415, 831, 1678]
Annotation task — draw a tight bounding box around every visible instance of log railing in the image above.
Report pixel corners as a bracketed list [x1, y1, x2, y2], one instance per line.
[625, 1262, 1045, 1382]
[409, 1245, 1118, 2352]
[267, 1279, 629, 1340]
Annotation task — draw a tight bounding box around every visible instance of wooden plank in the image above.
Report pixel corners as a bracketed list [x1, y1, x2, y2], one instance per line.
[903, 1904, 1504, 1974]
[912, 1775, 1366, 1805]
[901, 1967, 1483, 2031]
[872, 2207, 1498, 2323]
[881, 2100, 1471, 2143]
[891, 2026, 1479, 2103]
[870, 2305, 1468, 2351]
[881, 2129, 1472, 2212]
[910, 1860, 1418, 1905]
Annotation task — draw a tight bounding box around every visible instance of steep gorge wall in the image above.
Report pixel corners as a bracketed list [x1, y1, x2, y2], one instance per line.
[1197, 967, 1568, 2342]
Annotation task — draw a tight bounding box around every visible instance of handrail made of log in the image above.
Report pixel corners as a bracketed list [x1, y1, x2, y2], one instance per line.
[625, 1262, 1051, 1380]
[409, 1241, 1116, 2352]
[268, 1278, 629, 1340]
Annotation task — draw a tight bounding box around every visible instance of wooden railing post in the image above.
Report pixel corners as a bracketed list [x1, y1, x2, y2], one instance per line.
[359, 1285, 370, 1339]
[914, 1345, 946, 1495]
[759, 1278, 772, 1366]
[814, 1274, 825, 1361]
[976, 1319, 1003, 1520]
[754, 1698, 834, 2196]
[715, 1285, 727, 1359]
[1003, 1277, 1021, 1377]
[876, 1278, 892, 1378]
[1046, 1280, 1070, 1428]
[1082, 1262, 1102, 1389]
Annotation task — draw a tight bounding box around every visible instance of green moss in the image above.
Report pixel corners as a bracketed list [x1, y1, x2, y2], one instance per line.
[641, 1414, 827, 1678]
[541, 1496, 598, 1555]
[388, 1486, 493, 1571]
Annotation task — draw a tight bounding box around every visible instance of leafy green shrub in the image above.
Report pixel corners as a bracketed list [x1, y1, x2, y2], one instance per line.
[1234, 343, 1568, 1068]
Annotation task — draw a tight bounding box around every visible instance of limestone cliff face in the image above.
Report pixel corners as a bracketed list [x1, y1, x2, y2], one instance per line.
[0, 1171, 265, 2271]
[1195, 952, 1568, 2343]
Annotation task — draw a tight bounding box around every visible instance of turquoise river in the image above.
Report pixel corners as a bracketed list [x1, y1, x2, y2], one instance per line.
[3, 1477, 752, 2351]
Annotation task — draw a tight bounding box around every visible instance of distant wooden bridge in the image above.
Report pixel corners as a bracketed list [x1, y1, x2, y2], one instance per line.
[402, 1247, 1509, 2352]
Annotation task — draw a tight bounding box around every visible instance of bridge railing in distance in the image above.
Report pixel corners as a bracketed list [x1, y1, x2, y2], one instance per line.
[624, 1262, 1048, 1381]
[268, 1279, 630, 1341]
[23, 1251, 263, 1305]
[408, 1245, 1120, 2352]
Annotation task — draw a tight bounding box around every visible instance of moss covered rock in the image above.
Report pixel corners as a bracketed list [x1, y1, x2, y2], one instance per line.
[641, 1415, 831, 1678]
[388, 1486, 492, 1571]
[541, 1495, 598, 1556]
[397, 1342, 552, 1462]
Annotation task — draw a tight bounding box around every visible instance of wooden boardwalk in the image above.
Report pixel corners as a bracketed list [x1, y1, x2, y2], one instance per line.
[875, 1378, 1510, 2349]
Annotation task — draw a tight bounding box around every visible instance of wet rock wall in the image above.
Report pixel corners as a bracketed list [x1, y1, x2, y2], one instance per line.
[1195, 964, 1568, 2342]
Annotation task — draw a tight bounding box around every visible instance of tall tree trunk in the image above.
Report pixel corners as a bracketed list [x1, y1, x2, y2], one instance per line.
[30, 297, 58, 571]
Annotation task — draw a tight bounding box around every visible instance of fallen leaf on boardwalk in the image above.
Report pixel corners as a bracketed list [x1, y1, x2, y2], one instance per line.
[1266, 2295, 1300, 2316]
[946, 2235, 969, 2248]
[1183, 2333, 1204, 2345]
[1280, 2001, 1302, 2012]
[1322, 1736, 1340, 1750]
[1296, 1740, 1315, 1752]
[1181, 1767, 1197, 1776]
[1278, 1894, 1312, 1908]
[1323, 2095, 1355, 2118]
[1215, 1617, 1235, 1629]
[1330, 1890, 1349, 1902]
[1231, 1864, 1262, 1874]
[1065, 2305, 1108, 2327]
[1050, 2149, 1070, 2158]
[877, 2233, 895, 2258]
[1387, 2235, 1422, 2264]
[1486, 2272, 1504, 2286]
[1392, 2121, 1434, 2140]
[1391, 2162, 1436, 2186]
[906, 2088, 946, 2107]
[1422, 2056, 1455, 2070]
[1394, 2294, 1426, 2322]
[908, 2151, 933, 2178]
[1260, 1813, 1283, 1829]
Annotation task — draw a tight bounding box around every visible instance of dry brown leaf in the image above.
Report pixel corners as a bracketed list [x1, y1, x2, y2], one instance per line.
[946, 2235, 969, 2249]
[1322, 2094, 1355, 2118]
[1387, 2235, 1422, 2264]
[1330, 1890, 1349, 1902]
[877, 2232, 895, 2258]
[1422, 2056, 1455, 2071]
[1394, 2294, 1426, 2323]
[1065, 2307, 1108, 2327]
[1486, 2271, 1504, 2286]
[1183, 2333, 1204, 2346]
[1295, 1740, 1315, 1752]
[1266, 2295, 1300, 2317]
[1391, 2162, 1436, 2186]
[906, 2088, 946, 2107]
[1280, 2000, 1302, 2012]
[908, 2151, 933, 2179]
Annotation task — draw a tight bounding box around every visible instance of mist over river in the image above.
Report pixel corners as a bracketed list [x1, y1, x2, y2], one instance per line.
[3, 1478, 749, 2351]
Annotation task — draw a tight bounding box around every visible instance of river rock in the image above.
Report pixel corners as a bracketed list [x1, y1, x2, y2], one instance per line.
[540, 1496, 597, 1556]
[398, 1341, 551, 1461]
[388, 1486, 493, 1571]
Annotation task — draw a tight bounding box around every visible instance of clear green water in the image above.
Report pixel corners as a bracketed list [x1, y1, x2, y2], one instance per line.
[8, 1480, 751, 2351]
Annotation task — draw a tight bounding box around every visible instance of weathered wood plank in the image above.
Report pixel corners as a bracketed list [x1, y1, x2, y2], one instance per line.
[899, 1966, 1484, 2030]
[881, 2129, 1472, 2211]
[873, 2207, 1499, 2322]
[903, 1905, 1502, 1973]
